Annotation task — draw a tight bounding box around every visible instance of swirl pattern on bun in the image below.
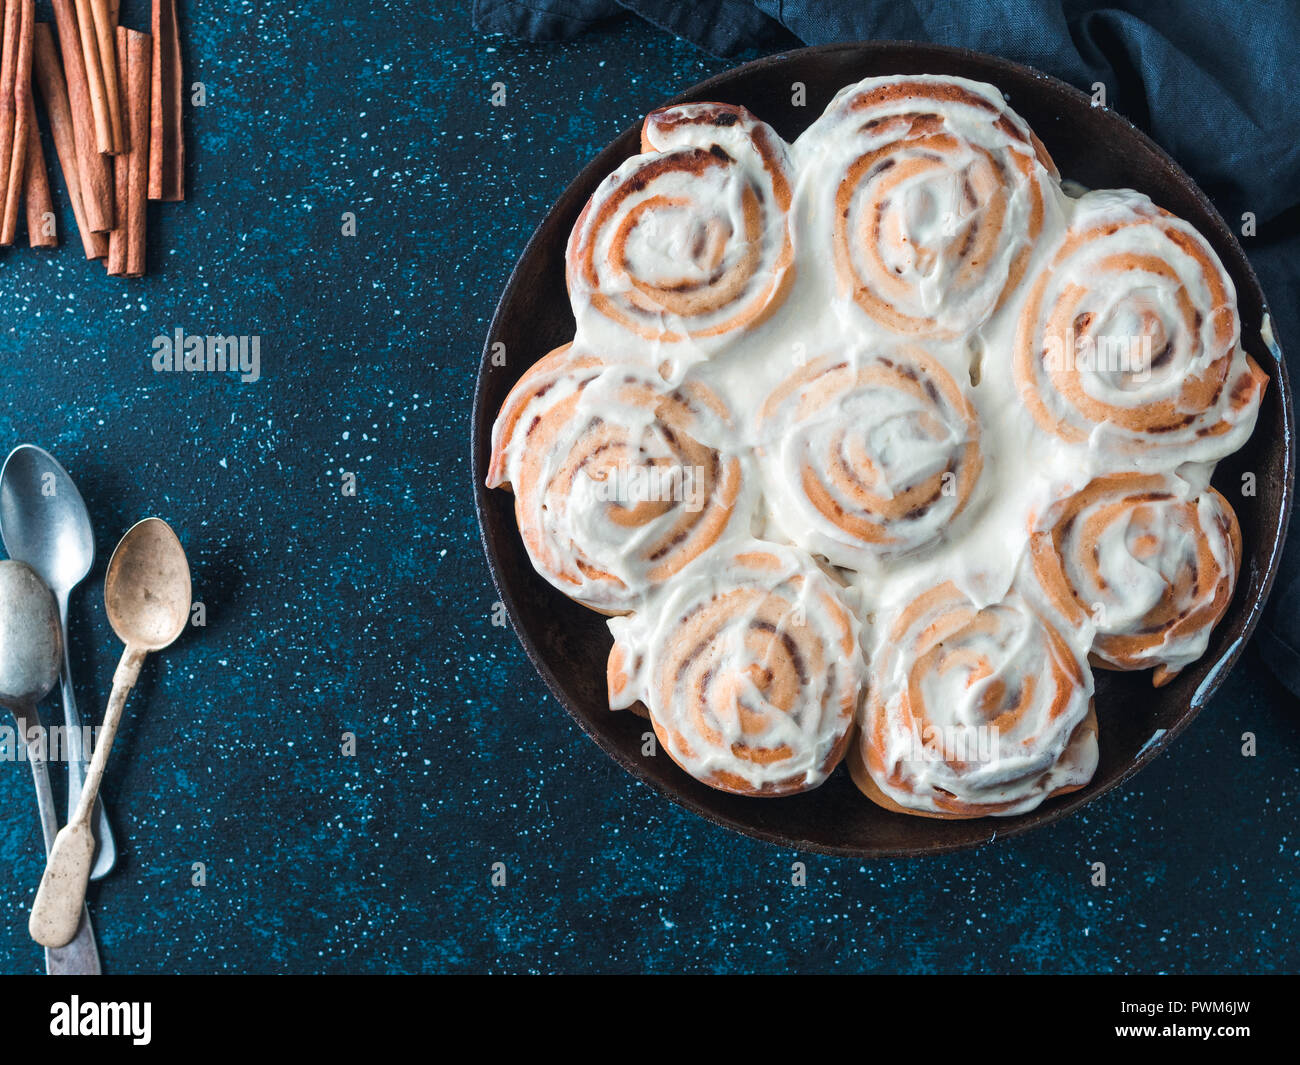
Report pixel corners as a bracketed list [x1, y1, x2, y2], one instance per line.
[1030, 473, 1242, 686]
[798, 75, 1058, 337]
[488, 345, 747, 614]
[758, 347, 982, 567]
[566, 103, 795, 345]
[852, 582, 1098, 818]
[1014, 190, 1266, 462]
[608, 545, 864, 795]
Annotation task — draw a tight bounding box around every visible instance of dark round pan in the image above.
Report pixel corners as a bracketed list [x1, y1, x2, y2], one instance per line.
[471, 42, 1295, 858]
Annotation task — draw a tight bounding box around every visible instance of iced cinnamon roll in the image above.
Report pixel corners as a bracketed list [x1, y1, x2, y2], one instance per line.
[1030, 473, 1242, 686]
[607, 545, 864, 795]
[1014, 190, 1267, 464]
[797, 75, 1058, 337]
[757, 347, 982, 567]
[487, 345, 747, 613]
[566, 102, 795, 345]
[852, 582, 1098, 818]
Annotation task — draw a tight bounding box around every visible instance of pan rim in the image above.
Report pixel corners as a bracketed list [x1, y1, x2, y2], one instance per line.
[470, 40, 1295, 859]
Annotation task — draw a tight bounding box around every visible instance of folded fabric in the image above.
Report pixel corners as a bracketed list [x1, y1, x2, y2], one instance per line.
[472, 0, 794, 54]
[474, 0, 1300, 698]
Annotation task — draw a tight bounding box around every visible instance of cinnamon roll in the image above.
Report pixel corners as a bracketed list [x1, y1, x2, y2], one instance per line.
[852, 582, 1098, 818]
[488, 345, 747, 614]
[1014, 190, 1267, 463]
[566, 102, 795, 345]
[607, 545, 864, 796]
[486, 344, 605, 490]
[1030, 473, 1242, 686]
[757, 347, 983, 566]
[798, 75, 1058, 337]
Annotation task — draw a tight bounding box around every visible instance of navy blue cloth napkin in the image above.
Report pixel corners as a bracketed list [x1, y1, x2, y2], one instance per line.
[474, 0, 1300, 695]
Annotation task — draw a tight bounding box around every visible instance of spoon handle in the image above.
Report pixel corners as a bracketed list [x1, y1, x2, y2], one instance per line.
[58, 612, 117, 880]
[22, 724, 101, 973]
[75, 646, 144, 826]
[30, 645, 144, 948]
[25, 723, 60, 852]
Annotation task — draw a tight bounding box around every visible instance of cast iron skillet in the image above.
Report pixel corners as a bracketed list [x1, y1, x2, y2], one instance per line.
[472, 42, 1294, 857]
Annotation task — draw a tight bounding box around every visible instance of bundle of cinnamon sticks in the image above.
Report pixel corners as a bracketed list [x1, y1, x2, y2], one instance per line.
[0, 0, 183, 277]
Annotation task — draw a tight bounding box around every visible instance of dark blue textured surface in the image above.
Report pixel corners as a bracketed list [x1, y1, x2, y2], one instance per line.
[0, 4, 1297, 975]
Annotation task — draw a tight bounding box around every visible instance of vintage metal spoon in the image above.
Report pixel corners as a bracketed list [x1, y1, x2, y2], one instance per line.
[30, 518, 191, 948]
[0, 561, 101, 973]
[0, 445, 116, 880]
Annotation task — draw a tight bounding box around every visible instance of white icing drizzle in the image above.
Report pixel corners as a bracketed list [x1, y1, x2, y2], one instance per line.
[791, 74, 1060, 339]
[856, 582, 1098, 817]
[1029, 471, 1242, 685]
[565, 102, 795, 380]
[755, 345, 983, 569]
[490, 77, 1266, 813]
[607, 543, 865, 794]
[488, 346, 755, 614]
[1013, 189, 1266, 467]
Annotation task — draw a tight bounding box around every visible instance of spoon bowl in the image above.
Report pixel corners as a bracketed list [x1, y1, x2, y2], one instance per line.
[0, 446, 95, 595]
[105, 518, 192, 651]
[0, 560, 63, 710]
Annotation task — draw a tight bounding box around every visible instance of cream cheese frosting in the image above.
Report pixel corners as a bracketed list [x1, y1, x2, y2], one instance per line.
[607, 542, 864, 795]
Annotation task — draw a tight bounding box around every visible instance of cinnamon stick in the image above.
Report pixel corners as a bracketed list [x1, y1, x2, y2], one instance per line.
[32, 22, 105, 258]
[71, 0, 110, 154]
[51, 0, 111, 232]
[23, 97, 56, 247]
[105, 23, 125, 273]
[122, 28, 149, 276]
[0, 0, 18, 228]
[87, 0, 122, 153]
[149, 0, 181, 201]
[1, 0, 33, 245]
